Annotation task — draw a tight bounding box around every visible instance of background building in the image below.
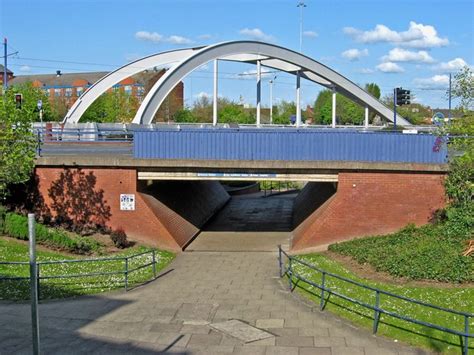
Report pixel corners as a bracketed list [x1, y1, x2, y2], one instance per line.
[7, 68, 183, 122]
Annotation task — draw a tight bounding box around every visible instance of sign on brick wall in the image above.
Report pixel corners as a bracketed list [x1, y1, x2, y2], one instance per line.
[120, 194, 135, 211]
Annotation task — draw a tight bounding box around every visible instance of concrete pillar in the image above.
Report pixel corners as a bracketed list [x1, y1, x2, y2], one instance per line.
[256, 60, 261, 126]
[331, 87, 336, 128]
[296, 71, 301, 127]
[213, 59, 218, 126]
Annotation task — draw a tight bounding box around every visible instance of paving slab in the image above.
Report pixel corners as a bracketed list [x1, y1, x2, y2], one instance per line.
[210, 319, 274, 343]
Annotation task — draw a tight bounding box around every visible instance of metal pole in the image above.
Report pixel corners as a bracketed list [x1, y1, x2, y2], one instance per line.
[393, 88, 397, 130]
[28, 214, 40, 355]
[448, 73, 452, 125]
[320, 271, 326, 311]
[331, 87, 336, 128]
[256, 60, 261, 126]
[373, 290, 381, 334]
[213, 59, 218, 126]
[464, 315, 469, 355]
[3, 38, 7, 90]
[297, 2, 306, 53]
[296, 71, 301, 127]
[278, 245, 282, 277]
[124, 258, 129, 291]
[364, 106, 369, 128]
[269, 79, 273, 124]
[152, 250, 156, 279]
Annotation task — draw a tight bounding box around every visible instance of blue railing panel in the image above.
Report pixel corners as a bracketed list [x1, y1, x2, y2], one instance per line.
[133, 129, 448, 164]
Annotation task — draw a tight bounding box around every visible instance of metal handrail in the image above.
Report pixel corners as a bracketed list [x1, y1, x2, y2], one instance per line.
[0, 249, 159, 297]
[278, 246, 472, 355]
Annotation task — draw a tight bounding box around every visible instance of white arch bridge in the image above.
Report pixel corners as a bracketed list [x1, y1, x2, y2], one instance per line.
[63, 40, 411, 126]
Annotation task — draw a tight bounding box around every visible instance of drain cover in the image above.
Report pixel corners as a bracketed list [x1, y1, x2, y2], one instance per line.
[209, 319, 274, 343]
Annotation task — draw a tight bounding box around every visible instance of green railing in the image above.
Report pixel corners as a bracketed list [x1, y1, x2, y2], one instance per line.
[278, 246, 473, 355]
[0, 249, 159, 300]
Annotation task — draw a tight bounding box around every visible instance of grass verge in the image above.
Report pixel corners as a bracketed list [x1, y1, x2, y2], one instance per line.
[0, 236, 174, 300]
[288, 253, 473, 354]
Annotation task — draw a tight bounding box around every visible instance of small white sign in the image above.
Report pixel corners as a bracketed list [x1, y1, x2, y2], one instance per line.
[120, 194, 135, 211]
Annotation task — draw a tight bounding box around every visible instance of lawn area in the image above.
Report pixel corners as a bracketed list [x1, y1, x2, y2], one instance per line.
[287, 252, 474, 354]
[328, 223, 473, 283]
[0, 236, 174, 300]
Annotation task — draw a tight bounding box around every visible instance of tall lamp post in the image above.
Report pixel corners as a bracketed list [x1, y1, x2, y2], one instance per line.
[297, 2, 307, 53]
[269, 76, 277, 124]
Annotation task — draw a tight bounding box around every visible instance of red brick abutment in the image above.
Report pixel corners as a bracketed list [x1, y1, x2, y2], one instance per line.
[32, 156, 447, 252]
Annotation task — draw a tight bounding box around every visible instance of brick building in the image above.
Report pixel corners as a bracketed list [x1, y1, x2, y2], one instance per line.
[0, 64, 14, 87]
[7, 68, 183, 122]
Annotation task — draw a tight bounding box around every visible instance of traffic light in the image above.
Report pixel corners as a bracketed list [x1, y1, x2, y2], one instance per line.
[14, 93, 22, 109]
[395, 88, 410, 106]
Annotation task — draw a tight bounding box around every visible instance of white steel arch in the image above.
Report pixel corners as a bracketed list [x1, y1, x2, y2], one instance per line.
[63, 47, 203, 124]
[133, 41, 410, 125]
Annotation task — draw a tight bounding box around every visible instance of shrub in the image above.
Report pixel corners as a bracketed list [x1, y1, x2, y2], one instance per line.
[3, 212, 100, 254]
[110, 228, 128, 248]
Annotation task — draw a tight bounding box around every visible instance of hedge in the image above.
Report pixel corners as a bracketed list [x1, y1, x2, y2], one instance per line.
[3, 212, 101, 254]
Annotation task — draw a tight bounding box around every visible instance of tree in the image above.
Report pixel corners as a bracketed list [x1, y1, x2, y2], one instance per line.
[365, 83, 381, 99]
[313, 90, 332, 124]
[173, 108, 197, 123]
[218, 103, 254, 124]
[449, 65, 474, 112]
[0, 83, 44, 198]
[273, 100, 305, 124]
[82, 89, 139, 123]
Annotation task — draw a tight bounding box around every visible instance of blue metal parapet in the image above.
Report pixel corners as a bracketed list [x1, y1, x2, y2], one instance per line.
[133, 128, 448, 164]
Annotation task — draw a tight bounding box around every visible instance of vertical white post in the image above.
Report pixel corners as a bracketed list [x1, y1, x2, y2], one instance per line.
[331, 87, 336, 128]
[269, 79, 273, 124]
[256, 60, 261, 126]
[213, 59, 218, 126]
[364, 106, 369, 128]
[296, 71, 301, 127]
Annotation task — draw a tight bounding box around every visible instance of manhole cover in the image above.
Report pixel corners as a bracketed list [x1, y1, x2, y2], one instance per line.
[209, 319, 274, 343]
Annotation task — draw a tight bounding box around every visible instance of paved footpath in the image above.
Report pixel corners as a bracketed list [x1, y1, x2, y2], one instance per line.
[0, 252, 429, 354]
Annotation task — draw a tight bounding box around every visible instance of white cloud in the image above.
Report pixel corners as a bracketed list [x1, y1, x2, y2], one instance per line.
[167, 35, 194, 45]
[414, 74, 449, 88]
[435, 57, 469, 71]
[195, 91, 211, 99]
[343, 21, 449, 48]
[135, 31, 163, 43]
[239, 28, 274, 42]
[376, 62, 405, 73]
[135, 31, 194, 44]
[341, 48, 369, 61]
[358, 68, 374, 74]
[382, 47, 434, 63]
[19, 65, 31, 72]
[303, 30, 318, 38]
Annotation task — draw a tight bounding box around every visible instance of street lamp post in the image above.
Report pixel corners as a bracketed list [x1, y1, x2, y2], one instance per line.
[297, 1, 307, 53]
[269, 76, 276, 124]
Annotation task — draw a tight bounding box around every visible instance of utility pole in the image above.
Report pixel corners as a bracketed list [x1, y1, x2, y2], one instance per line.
[3, 38, 7, 90]
[448, 72, 452, 125]
[2, 38, 18, 91]
[297, 2, 306, 53]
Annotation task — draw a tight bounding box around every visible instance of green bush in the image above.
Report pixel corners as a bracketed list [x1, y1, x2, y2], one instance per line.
[3, 212, 100, 254]
[110, 227, 128, 248]
[329, 222, 473, 283]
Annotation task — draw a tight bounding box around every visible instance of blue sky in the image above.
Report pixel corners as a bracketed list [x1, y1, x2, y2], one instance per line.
[1, 0, 473, 109]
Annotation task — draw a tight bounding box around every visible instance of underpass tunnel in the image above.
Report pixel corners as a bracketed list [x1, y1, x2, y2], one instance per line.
[136, 177, 338, 252]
